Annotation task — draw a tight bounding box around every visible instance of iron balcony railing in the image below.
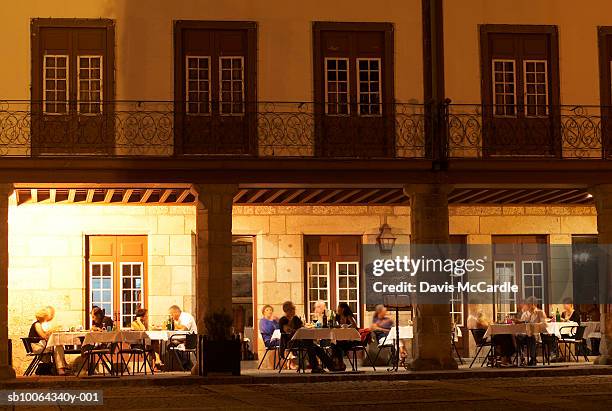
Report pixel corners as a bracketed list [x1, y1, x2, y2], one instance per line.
[0, 100, 609, 159]
[0, 101, 426, 158]
[445, 104, 606, 159]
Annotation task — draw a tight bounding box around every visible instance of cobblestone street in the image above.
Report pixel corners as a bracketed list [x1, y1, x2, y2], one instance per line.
[3, 374, 612, 410]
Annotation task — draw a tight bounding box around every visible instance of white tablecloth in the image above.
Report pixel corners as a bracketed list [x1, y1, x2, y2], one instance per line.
[47, 331, 87, 348]
[483, 323, 547, 339]
[145, 330, 189, 341]
[384, 325, 414, 341]
[82, 330, 152, 345]
[291, 327, 360, 341]
[48, 330, 189, 347]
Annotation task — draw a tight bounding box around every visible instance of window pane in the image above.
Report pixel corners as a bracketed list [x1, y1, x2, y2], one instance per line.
[186, 56, 210, 115]
[43, 54, 69, 114]
[357, 58, 382, 116]
[77, 56, 103, 114]
[492, 59, 516, 117]
[325, 58, 349, 115]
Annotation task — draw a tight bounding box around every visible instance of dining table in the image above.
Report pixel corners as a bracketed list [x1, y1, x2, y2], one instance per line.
[47, 329, 190, 376]
[278, 326, 361, 373]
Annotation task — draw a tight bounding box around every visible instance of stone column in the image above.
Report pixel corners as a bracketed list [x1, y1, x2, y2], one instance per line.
[590, 184, 612, 365]
[0, 184, 14, 380]
[192, 184, 237, 335]
[404, 183, 457, 370]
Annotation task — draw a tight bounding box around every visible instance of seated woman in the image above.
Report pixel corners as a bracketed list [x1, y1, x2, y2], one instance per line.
[91, 307, 114, 331]
[131, 308, 148, 331]
[130, 308, 161, 369]
[329, 302, 358, 371]
[259, 305, 279, 348]
[29, 307, 70, 375]
[561, 298, 580, 323]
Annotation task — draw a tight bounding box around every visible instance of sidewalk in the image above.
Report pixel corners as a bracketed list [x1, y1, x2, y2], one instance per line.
[3, 362, 612, 389]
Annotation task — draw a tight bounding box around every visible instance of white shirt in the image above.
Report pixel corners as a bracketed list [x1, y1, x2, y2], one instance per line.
[179, 311, 197, 333]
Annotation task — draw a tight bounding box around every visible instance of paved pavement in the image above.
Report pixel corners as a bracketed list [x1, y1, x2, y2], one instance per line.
[2, 374, 612, 410]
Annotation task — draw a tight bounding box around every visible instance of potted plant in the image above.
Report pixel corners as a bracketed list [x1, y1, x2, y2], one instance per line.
[199, 309, 241, 376]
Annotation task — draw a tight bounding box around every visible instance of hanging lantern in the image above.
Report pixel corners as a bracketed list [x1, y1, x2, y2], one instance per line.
[377, 222, 396, 253]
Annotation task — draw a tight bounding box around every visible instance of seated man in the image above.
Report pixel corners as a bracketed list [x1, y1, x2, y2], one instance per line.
[370, 304, 393, 342]
[518, 297, 547, 366]
[169, 305, 198, 333]
[278, 300, 334, 373]
[168, 305, 197, 369]
[313, 301, 328, 326]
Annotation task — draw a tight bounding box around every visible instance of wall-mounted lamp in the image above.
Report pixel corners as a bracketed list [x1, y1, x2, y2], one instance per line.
[377, 217, 396, 253]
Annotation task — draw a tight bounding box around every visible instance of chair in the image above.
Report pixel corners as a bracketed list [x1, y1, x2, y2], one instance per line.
[468, 329, 493, 368]
[168, 333, 197, 371]
[539, 333, 558, 365]
[558, 325, 589, 362]
[451, 329, 463, 365]
[344, 340, 376, 372]
[277, 334, 309, 373]
[257, 339, 280, 370]
[76, 343, 115, 376]
[372, 332, 396, 367]
[21, 337, 47, 376]
[116, 339, 155, 375]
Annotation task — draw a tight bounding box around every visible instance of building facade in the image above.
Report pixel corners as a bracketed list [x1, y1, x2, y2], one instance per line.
[1, 0, 612, 376]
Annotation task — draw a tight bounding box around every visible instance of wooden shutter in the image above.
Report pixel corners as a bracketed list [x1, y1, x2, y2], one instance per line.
[174, 21, 256, 155]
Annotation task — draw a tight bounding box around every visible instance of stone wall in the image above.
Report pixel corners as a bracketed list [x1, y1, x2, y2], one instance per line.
[8, 202, 196, 374]
[6, 202, 599, 371]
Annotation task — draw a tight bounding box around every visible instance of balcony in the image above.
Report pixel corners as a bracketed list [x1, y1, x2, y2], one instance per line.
[1, 101, 609, 161]
[446, 104, 606, 159]
[0, 101, 426, 159]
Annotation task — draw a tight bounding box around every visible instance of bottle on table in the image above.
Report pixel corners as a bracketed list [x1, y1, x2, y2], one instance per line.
[322, 310, 328, 328]
[555, 308, 561, 322]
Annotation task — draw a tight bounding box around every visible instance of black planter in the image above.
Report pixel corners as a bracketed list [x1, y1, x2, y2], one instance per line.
[198, 336, 241, 376]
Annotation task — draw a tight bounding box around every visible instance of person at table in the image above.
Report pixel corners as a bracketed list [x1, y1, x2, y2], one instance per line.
[561, 298, 580, 323]
[130, 308, 162, 370]
[131, 307, 149, 331]
[168, 305, 198, 333]
[259, 304, 279, 348]
[278, 300, 334, 373]
[313, 301, 328, 325]
[329, 302, 358, 371]
[29, 307, 70, 375]
[91, 307, 114, 331]
[467, 311, 490, 330]
[518, 297, 546, 366]
[370, 304, 393, 342]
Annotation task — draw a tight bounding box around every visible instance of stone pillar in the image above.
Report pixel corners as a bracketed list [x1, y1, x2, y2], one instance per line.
[192, 184, 237, 335]
[0, 184, 14, 380]
[590, 184, 612, 365]
[404, 183, 457, 370]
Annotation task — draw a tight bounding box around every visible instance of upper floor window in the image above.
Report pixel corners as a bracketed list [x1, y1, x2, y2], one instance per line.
[480, 26, 560, 157]
[314, 22, 394, 158]
[32, 20, 112, 115]
[483, 30, 556, 119]
[175, 21, 256, 155]
[31, 19, 114, 154]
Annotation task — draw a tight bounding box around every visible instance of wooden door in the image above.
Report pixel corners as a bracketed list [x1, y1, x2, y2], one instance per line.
[31, 20, 114, 155]
[174, 21, 256, 155]
[304, 235, 362, 324]
[481, 27, 560, 157]
[492, 235, 548, 319]
[314, 23, 394, 158]
[87, 235, 147, 328]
